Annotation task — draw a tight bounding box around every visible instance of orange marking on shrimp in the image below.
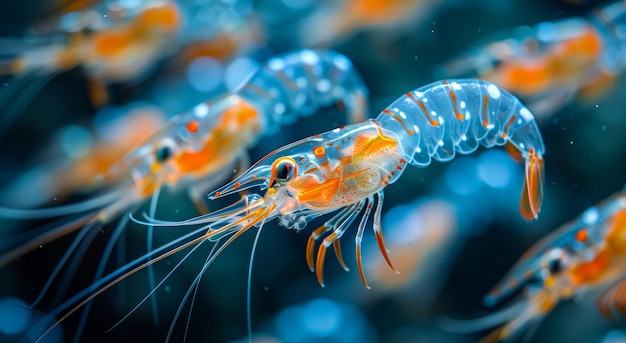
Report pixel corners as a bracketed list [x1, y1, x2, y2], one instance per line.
[136, 3, 181, 31]
[381, 109, 415, 135]
[500, 62, 551, 94]
[570, 247, 611, 285]
[606, 208, 626, 253]
[313, 146, 326, 158]
[186, 120, 199, 133]
[502, 115, 517, 138]
[575, 229, 589, 243]
[482, 95, 490, 128]
[93, 31, 133, 56]
[405, 92, 439, 126]
[444, 80, 464, 120]
[174, 99, 259, 176]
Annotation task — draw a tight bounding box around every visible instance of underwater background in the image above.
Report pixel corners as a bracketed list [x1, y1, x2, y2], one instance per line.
[0, 0, 625, 342]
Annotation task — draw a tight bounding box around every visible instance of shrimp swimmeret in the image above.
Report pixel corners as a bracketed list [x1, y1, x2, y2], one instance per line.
[35, 79, 545, 342]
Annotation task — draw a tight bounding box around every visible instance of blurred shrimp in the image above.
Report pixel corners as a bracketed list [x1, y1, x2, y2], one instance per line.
[0, 0, 183, 138]
[439, 1, 626, 116]
[443, 188, 626, 342]
[0, 103, 166, 209]
[29, 79, 545, 342]
[298, 0, 444, 47]
[0, 49, 368, 341]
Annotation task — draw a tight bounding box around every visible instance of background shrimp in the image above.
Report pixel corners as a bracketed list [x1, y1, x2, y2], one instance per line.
[438, 0, 626, 117]
[0, 0, 184, 138]
[442, 188, 626, 342]
[0, 48, 368, 342]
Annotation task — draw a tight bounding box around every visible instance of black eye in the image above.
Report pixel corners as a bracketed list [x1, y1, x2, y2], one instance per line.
[273, 158, 297, 183]
[155, 144, 174, 162]
[544, 248, 568, 275]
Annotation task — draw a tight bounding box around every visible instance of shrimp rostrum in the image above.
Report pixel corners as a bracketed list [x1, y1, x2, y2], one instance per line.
[443, 189, 626, 342]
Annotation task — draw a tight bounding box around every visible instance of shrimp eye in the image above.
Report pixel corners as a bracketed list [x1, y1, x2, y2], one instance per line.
[155, 140, 176, 162]
[273, 158, 297, 184]
[543, 248, 568, 275]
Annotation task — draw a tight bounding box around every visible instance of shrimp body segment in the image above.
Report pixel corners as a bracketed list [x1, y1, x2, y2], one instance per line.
[454, 190, 626, 342]
[376, 79, 545, 220]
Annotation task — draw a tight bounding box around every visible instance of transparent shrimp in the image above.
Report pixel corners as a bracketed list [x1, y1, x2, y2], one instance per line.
[442, 188, 626, 342]
[0, 49, 368, 341]
[0, 0, 183, 139]
[298, 0, 444, 47]
[439, 1, 626, 116]
[27, 78, 545, 342]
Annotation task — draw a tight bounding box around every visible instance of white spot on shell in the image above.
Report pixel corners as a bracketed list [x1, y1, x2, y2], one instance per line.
[317, 79, 331, 92]
[582, 207, 599, 225]
[450, 81, 462, 90]
[460, 101, 466, 109]
[519, 107, 533, 121]
[422, 98, 429, 103]
[487, 84, 501, 99]
[193, 103, 209, 117]
[430, 111, 437, 117]
[275, 103, 285, 114]
[333, 55, 350, 70]
[300, 50, 320, 64]
[268, 58, 285, 71]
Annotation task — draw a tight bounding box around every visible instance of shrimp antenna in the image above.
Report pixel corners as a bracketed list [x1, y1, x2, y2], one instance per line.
[247, 223, 265, 343]
[438, 300, 527, 333]
[0, 188, 125, 219]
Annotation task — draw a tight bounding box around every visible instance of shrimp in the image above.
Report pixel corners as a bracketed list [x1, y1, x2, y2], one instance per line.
[0, 0, 183, 139]
[443, 189, 626, 342]
[28, 79, 544, 342]
[0, 103, 166, 210]
[298, 0, 444, 47]
[439, 1, 626, 116]
[0, 49, 368, 341]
